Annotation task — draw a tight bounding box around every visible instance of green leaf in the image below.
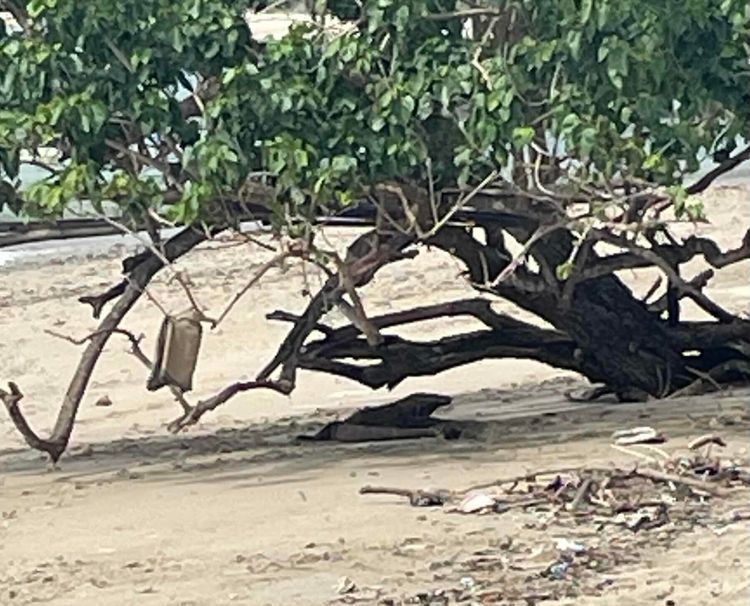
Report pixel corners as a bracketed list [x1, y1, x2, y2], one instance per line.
[580, 0, 594, 24]
[511, 126, 535, 148]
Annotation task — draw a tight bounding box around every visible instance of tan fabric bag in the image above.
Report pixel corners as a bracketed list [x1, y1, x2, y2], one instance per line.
[147, 309, 203, 392]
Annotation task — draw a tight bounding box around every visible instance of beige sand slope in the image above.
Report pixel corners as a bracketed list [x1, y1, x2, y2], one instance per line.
[1, 184, 749, 605]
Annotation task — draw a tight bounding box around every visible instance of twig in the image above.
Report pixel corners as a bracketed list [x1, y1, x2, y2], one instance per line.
[265, 310, 335, 337]
[611, 444, 659, 464]
[425, 8, 504, 20]
[167, 379, 292, 432]
[44, 328, 192, 413]
[359, 485, 453, 506]
[213, 240, 308, 328]
[95, 213, 212, 321]
[688, 434, 727, 450]
[490, 222, 562, 286]
[634, 467, 728, 496]
[569, 477, 593, 511]
[424, 170, 499, 239]
[642, 276, 663, 304]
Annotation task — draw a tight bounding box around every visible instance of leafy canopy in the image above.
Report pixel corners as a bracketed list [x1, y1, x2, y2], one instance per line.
[1, 0, 747, 226]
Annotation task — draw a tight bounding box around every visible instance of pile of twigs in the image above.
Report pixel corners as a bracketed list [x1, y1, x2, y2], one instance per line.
[359, 433, 750, 533]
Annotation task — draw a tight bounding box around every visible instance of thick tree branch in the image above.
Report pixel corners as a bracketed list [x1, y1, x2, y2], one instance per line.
[686, 145, 750, 195]
[256, 230, 415, 384]
[593, 230, 738, 323]
[1, 226, 214, 461]
[298, 327, 580, 390]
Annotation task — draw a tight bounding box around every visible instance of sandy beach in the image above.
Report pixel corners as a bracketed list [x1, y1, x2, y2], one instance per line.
[1, 182, 749, 605]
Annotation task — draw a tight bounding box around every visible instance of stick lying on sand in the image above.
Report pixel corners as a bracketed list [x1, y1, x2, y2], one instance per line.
[359, 485, 454, 506]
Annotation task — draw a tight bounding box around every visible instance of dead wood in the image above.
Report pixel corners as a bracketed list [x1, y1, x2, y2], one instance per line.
[1, 226, 212, 461]
[255, 230, 414, 387]
[688, 434, 727, 450]
[166, 379, 291, 433]
[359, 485, 454, 506]
[569, 477, 594, 511]
[632, 467, 728, 496]
[301, 423, 440, 442]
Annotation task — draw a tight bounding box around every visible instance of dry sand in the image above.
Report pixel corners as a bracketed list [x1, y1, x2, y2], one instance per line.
[1, 184, 749, 605]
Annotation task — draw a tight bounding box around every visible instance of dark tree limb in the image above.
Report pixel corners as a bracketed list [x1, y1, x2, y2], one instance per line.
[265, 310, 335, 338]
[593, 230, 738, 323]
[165, 230, 417, 430]
[78, 283, 127, 319]
[570, 228, 750, 285]
[292, 300, 582, 389]
[256, 230, 415, 384]
[296, 329, 581, 389]
[1, 226, 213, 461]
[685, 145, 750, 195]
[648, 269, 714, 314]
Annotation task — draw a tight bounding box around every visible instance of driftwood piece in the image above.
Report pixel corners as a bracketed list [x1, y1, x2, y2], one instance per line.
[688, 434, 727, 450]
[633, 467, 728, 496]
[359, 485, 454, 506]
[298, 393, 454, 443]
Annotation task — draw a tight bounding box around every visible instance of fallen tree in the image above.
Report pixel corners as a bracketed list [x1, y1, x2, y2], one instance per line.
[1, 0, 749, 460]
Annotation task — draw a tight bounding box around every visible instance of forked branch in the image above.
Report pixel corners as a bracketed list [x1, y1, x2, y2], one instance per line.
[1, 226, 213, 461]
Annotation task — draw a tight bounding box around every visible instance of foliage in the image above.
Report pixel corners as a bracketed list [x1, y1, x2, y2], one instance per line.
[1, 0, 747, 227]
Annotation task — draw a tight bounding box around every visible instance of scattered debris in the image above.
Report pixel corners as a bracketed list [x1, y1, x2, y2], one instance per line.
[359, 485, 452, 507]
[334, 576, 357, 595]
[547, 559, 570, 580]
[612, 426, 666, 445]
[94, 395, 113, 407]
[554, 538, 586, 554]
[688, 433, 727, 450]
[358, 435, 750, 538]
[455, 491, 496, 514]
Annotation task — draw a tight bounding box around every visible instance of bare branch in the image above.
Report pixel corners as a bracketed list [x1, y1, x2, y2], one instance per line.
[1, 226, 213, 461]
[686, 145, 750, 195]
[425, 8, 504, 20]
[593, 230, 737, 323]
[167, 379, 291, 433]
[255, 231, 414, 385]
[648, 269, 714, 313]
[213, 239, 308, 328]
